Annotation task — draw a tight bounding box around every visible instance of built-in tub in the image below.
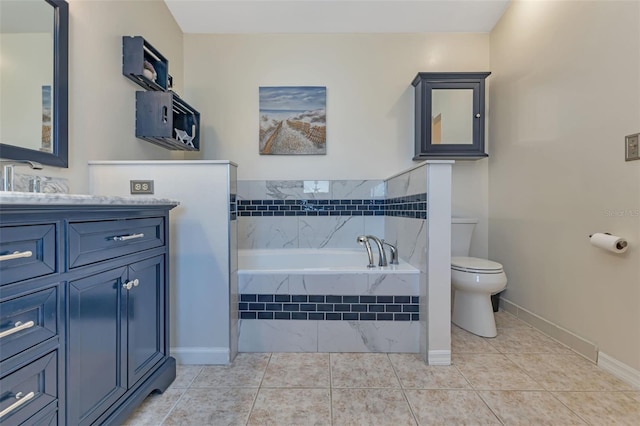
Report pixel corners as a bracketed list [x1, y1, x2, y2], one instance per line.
[236, 249, 421, 353]
[238, 248, 418, 273]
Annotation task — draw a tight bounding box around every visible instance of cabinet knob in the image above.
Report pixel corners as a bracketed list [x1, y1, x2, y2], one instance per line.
[475, 113, 481, 118]
[133, 279, 140, 287]
[123, 281, 133, 290]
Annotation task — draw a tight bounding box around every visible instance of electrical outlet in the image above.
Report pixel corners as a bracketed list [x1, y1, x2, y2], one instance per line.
[625, 133, 639, 161]
[130, 180, 154, 194]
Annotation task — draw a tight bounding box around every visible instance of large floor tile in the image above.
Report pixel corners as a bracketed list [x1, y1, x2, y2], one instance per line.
[626, 391, 640, 402]
[261, 352, 330, 388]
[121, 387, 185, 426]
[553, 391, 640, 425]
[404, 389, 500, 425]
[479, 390, 586, 425]
[163, 387, 257, 425]
[486, 327, 573, 354]
[171, 364, 203, 389]
[330, 353, 400, 388]
[389, 353, 470, 389]
[494, 311, 530, 329]
[332, 388, 416, 425]
[452, 325, 500, 354]
[455, 354, 544, 391]
[247, 388, 331, 426]
[507, 353, 634, 391]
[190, 353, 270, 388]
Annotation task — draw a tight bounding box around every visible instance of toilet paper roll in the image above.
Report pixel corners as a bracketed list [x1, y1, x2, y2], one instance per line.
[589, 233, 628, 254]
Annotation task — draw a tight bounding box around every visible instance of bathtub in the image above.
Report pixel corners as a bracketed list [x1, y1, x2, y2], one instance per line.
[238, 248, 418, 273]
[236, 248, 421, 353]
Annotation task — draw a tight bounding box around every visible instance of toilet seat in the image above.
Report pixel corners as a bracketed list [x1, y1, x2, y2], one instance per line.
[451, 256, 503, 274]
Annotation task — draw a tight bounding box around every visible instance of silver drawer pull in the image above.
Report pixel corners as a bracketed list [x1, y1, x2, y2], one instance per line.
[0, 250, 33, 262]
[0, 391, 35, 419]
[112, 233, 144, 242]
[0, 321, 35, 339]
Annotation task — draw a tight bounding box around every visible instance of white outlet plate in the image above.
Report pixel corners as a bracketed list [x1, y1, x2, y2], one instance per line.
[625, 133, 639, 161]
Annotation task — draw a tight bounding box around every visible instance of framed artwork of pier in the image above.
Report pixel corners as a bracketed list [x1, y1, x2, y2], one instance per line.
[259, 86, 326, 155]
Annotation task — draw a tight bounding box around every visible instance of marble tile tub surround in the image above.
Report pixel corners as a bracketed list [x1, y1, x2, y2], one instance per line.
[237, 272, 420, 352]
[237, 179, 427, 249]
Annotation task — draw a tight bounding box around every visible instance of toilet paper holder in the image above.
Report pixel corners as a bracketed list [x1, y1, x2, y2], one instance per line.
[588, 232, 628, 251]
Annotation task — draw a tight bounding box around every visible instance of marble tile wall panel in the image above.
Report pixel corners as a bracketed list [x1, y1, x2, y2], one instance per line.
[317, 321, 420, 352]
[298, 216, 364, 249]
[386, 165, 427, 199]
[239, 273, 303, 295]
[238, 216, 298, 249]
[13, 172, 69, 193]
[237, 180, 385, 249]
[238, 320, 318, 352]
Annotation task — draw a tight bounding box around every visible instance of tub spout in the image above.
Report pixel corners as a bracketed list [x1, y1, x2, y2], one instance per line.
[366, 235, 387, 267]
[357, 236, 376, 268]
[383, 240, 399, 265]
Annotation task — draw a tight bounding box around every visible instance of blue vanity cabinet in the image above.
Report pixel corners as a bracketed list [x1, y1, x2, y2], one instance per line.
[0, 200, 177, 425]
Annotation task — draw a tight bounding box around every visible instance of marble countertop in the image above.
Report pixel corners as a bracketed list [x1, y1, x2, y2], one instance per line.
[0, 192, 180, 206]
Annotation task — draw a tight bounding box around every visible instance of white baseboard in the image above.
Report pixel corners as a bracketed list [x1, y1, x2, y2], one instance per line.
[171, 347, 230, 365]
[500, 298, 598, 363]
[598, 352, 640, 390]
[428, 350, 451, 366]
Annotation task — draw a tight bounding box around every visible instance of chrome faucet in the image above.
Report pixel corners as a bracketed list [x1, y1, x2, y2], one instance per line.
[365, 235, 387, 267]
[2, 161, 43, 192]
[383, 240, 399, 265]
[357, 236, 376, 268]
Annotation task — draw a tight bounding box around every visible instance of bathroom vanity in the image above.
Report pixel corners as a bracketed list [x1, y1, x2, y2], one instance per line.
[0, 193, 178, 425]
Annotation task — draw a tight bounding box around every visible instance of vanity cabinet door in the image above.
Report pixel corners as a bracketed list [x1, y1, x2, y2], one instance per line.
[126, 255, 165, 387]
[67, 267, 127, 426]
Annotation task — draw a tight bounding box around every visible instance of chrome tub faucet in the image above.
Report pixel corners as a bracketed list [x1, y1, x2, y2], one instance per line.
[357, 235, 376, 268]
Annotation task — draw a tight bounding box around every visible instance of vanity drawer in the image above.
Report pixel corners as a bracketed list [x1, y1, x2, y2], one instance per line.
[0, 224, 57, 286]
[0, 351, 57, 425]
[0, 287, 59, 363]
[68, 217, 165, 268]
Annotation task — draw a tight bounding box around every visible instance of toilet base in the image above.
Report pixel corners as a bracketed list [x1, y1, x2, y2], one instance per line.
[452, 290, 497, 338]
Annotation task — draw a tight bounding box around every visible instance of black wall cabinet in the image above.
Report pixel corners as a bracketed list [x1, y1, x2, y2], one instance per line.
[412, 72, 490, 160]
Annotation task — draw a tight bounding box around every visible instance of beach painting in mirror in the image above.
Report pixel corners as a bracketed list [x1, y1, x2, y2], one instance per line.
[259, 86, 326, 155]
[41, 85, 52, 152]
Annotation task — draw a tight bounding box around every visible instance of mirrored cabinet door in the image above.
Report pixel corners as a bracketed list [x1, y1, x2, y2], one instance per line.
[412, 72, 490, 160]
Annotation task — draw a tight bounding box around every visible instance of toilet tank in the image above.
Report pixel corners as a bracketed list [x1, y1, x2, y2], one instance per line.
[451, 218, 478, 257]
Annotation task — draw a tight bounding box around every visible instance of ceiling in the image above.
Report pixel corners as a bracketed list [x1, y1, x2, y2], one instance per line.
[164, 0, 511, 34]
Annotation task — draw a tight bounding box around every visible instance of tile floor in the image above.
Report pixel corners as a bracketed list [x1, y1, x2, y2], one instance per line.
[124, 311, 640, 425]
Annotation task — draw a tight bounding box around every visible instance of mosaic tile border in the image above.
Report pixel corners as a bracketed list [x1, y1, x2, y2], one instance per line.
[236, 193, 427, 219]
[230, 194, 237, 221]
[239, 294, 419, 321]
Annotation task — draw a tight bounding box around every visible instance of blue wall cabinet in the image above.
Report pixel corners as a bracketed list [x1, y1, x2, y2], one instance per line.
[0, 202, 177, 425]
[123, 35, 201, 152]
[412, 72, 491, 160]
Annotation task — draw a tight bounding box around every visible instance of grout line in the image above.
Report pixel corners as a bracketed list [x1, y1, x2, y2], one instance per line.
[159, 365, 205, 425]
[473, 389, 506, 425]
[386, 353, 420, 425]
[329, 353, 334, 426]
[246, 352, 271, 426]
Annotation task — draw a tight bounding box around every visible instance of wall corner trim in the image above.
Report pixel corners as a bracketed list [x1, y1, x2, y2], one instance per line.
[428, 350, 452, 366]
[598, 352, 640, 390]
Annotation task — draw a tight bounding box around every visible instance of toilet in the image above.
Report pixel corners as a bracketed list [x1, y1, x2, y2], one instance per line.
[451, 218, 507, 338]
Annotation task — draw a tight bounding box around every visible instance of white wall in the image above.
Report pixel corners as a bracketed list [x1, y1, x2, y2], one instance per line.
[30, 0, 186, 193]
[183, 33, 489, 181]
[489, 0, 640, 370]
